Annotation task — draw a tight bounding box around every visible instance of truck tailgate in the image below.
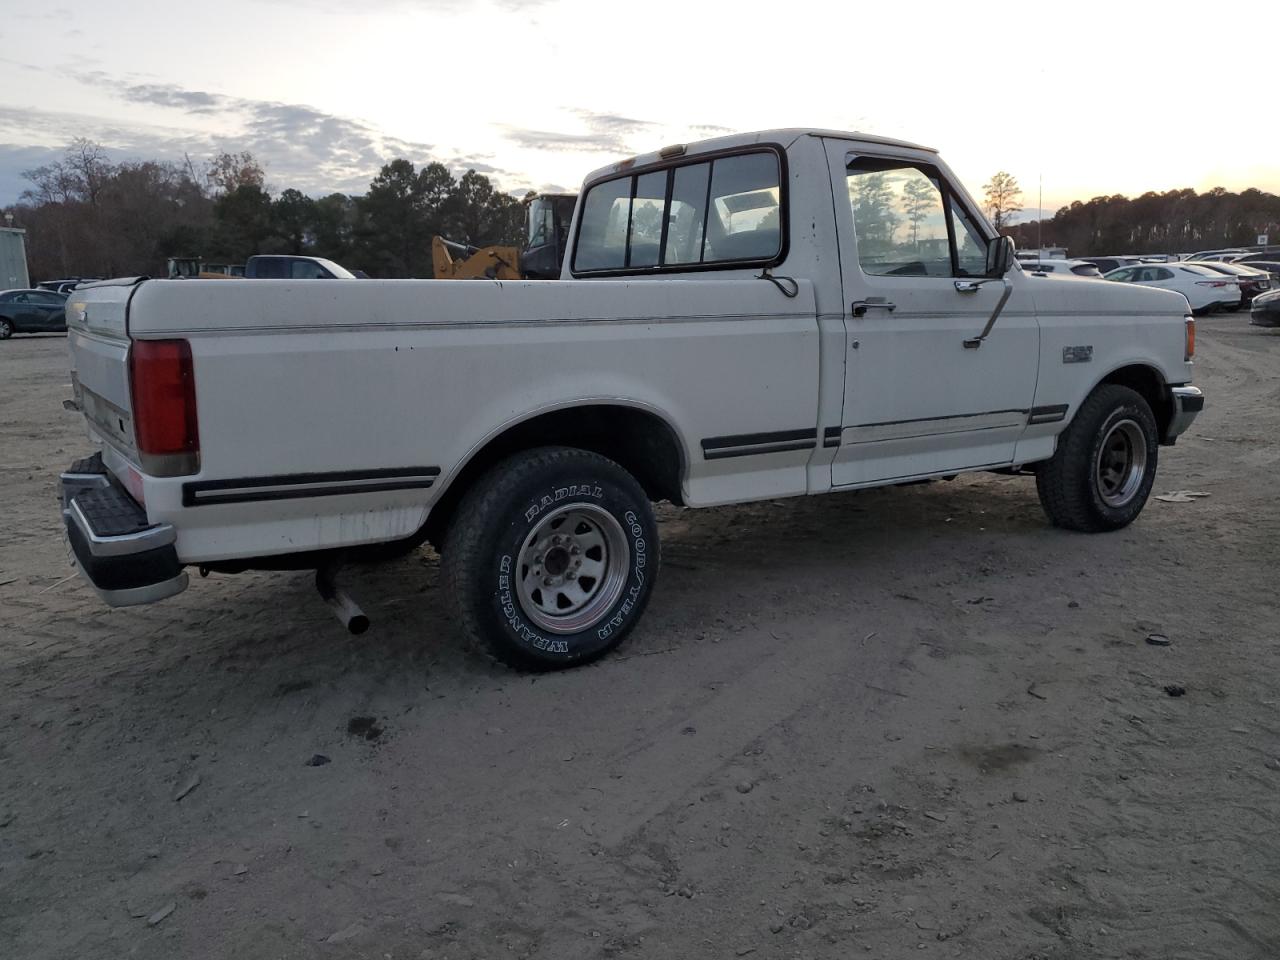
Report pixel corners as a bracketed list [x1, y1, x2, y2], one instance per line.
[65, 278, 143, 465]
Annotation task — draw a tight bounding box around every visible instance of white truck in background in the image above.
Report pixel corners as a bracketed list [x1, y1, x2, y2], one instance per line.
[60, 128, 1203, 670]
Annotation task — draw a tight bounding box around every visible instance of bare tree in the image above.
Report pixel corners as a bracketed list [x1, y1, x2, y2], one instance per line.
[983, 171, 1023, 231]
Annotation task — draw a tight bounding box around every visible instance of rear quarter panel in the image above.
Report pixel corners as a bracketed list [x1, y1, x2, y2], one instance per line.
[125, 277, 820, 562]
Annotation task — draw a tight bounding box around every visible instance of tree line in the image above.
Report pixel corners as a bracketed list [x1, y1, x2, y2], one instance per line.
[6, 139, 528, 282]
[982, 171, 1279, 256]
[9, 142, 1279, 281]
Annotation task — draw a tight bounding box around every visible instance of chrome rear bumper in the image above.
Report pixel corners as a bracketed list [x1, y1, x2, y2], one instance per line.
[59, 453, 188, 607]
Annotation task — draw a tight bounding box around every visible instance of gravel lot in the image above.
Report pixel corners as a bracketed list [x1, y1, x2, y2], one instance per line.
[2, 319, 1279, 960]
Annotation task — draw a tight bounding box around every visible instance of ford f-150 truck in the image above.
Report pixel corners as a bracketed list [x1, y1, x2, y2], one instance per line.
[59, 128, 1203, 670]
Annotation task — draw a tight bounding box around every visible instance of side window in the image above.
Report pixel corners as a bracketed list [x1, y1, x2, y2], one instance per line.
[627, 171, 666, 269]
[949, 199, 989, 278]
[291, 260, 330, 279]
[253, 258, 287, 279]
[664, 162, 710, 265]
[704, 153, 781, 262]
[1155, 267, 1174, 280]
[573, 149, 782, 274]
[846, 157, 994, 280]
[848, 162, 949, 277]
[575, 177, 631, 271]
[1110, 268, 1134, 281]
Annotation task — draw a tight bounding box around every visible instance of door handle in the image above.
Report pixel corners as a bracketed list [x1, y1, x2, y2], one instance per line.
[954, 279, 989, 293]
[851, 299, 896, 318]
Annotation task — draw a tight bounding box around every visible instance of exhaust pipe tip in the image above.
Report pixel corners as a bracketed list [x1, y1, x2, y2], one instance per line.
[316, 563, 370, 636]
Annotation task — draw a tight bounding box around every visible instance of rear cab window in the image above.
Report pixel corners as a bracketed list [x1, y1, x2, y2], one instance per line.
[572, 147, 785, 276]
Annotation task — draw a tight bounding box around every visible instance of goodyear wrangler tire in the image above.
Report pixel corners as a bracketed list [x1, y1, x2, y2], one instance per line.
[441, 446, 659, 671]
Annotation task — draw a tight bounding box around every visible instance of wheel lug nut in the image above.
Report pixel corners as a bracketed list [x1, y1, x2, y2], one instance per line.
[534, 554, 543, 564]
[566, 571, 577, 580]
[570, 545, 580, 555]
[543, 577, 553, 586]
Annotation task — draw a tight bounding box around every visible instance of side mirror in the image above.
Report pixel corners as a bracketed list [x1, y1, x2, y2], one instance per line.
[986, 235, 1014, 277]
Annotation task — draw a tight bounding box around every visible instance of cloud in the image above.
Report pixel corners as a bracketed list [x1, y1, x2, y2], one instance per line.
[0, 143, 70, 207]
[500, 110, 659, 155]
[0, 73, 522, 202]
[498, 111, 743, 159]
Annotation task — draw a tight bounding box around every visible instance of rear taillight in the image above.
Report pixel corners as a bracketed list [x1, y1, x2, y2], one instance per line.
[1195, 280, 1229, 287]
[1185, 317, 1196, 361]
[128, 338, 200, 476]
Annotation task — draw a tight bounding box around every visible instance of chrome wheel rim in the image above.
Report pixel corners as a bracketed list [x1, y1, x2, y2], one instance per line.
[1095, 419, 1147, 507]
[515, 504, 630, 635]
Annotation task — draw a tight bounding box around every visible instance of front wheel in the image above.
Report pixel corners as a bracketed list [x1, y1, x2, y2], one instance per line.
[1035, 384, 1158, 532]
[441, 446, 659, 670]
[0, 318, 12, 340]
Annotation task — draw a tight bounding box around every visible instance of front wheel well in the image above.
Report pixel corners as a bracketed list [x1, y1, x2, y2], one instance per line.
[421, 405, 686, 550]
[1098, 364, 1173, 440]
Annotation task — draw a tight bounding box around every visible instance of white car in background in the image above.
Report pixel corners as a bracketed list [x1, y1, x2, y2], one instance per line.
[1020, 259, 1104, 278]
[1104, 262, 1241, 314]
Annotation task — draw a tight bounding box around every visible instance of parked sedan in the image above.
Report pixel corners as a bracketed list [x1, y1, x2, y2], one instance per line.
[1193, 261, 1272, 306]
[0, 289, 68, 339]
[1251, 288, 1280, 327]
[1241, 260, 1280, 281]
[1104, 263, 1241, 314]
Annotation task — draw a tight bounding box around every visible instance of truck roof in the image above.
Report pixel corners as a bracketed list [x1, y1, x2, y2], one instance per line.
[581, 128, 938, 186]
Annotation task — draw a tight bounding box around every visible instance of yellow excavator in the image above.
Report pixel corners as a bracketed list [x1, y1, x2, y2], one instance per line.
[431, 193, 576, 280]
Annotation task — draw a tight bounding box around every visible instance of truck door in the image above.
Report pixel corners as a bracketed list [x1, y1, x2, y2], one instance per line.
[823, 140, 1039, 486]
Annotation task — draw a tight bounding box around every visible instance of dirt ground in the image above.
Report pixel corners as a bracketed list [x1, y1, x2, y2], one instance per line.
[2, 318, 1279, 960]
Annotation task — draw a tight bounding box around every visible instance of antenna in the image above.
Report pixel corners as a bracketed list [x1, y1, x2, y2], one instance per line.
[1038, 174, 1043, 255]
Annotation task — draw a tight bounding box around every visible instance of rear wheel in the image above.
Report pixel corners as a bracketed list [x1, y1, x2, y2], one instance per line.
[1035, 384, 1158, 532]
[441, 446, 659, 670]
[0, 318, 12, 340]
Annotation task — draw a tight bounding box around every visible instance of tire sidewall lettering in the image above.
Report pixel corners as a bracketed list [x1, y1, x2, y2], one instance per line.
[494, 482, 651, 659]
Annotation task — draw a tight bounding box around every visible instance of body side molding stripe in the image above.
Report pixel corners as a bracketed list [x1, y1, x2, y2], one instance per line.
[183, 466, 441, 507]
[1027, 404, 1069, 425]
[700, 428, 818, 460]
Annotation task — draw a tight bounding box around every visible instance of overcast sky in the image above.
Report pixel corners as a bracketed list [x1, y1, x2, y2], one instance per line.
[2, 0, 1278, 217]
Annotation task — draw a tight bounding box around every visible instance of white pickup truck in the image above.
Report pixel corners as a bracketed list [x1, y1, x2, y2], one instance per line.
[60, 128, 1203, 670]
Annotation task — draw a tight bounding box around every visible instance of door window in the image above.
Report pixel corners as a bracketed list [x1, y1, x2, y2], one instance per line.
[846, 157, 989, 279]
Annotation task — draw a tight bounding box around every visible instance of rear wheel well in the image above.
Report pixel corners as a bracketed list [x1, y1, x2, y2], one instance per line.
[422, 405, 685, 550]
[1099, 364, 1172, 440]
